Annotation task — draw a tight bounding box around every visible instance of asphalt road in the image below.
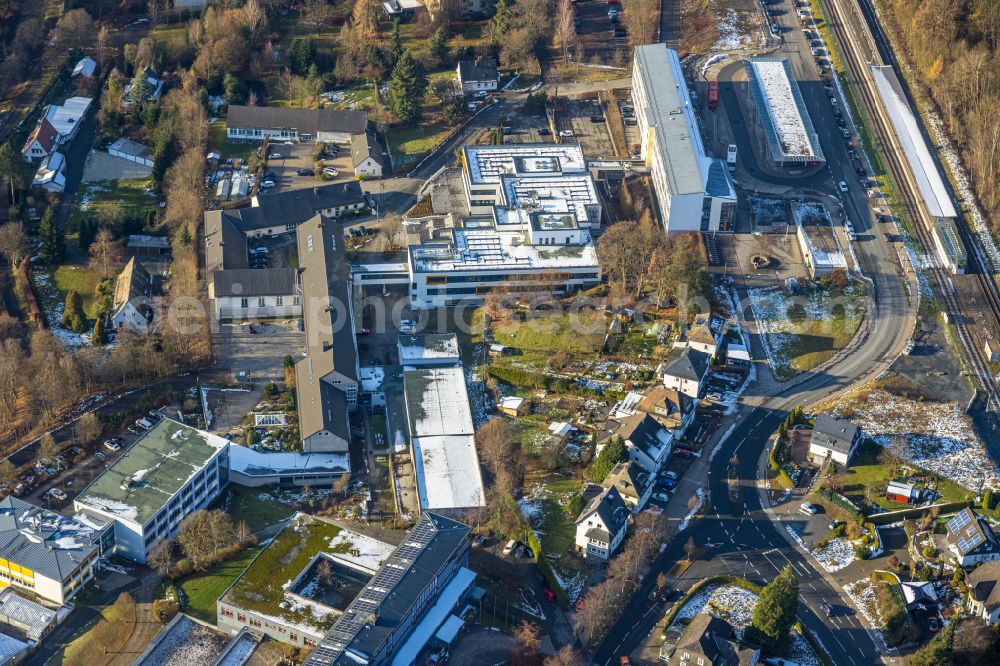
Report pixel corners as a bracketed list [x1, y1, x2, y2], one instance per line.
[592, 0, 915, 662]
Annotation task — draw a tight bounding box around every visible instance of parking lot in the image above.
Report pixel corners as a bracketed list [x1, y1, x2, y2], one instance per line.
[497, 106, 553, 145]
[573, 0, 629, 66]
[555, 98, 617, 159]
[260, 141, 354, 195]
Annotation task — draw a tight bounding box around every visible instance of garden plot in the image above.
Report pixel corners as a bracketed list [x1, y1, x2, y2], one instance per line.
[519, 478, 587, 602]
[844, 579, 885, 636]
[747, 283, 865, 380]
[750, 196, 786, 228]
[831, 389, 1000, 492]
[32, 270, 92, 349]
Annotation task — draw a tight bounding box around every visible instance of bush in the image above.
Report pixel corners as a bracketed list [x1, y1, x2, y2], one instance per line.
[61, 290, 88, 332]
[263, 382, 279, 398]
[854, 543, 872, 560]
[487, 365, 543, 388]
[922, 544, 937, 559]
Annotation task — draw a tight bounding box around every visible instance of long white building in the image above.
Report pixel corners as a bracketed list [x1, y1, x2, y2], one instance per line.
[632, 45, 737, 233]
[744, 58, 825, 168]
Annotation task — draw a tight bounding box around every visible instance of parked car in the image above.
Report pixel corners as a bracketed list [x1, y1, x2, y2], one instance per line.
[267, 152, 283, 160]
[471, 534, 485, 548]
[474, 90, 488, 99]
[260, 179, 276, 189]
[322, 167, 339, 177]
[829, 519, 844, 530]
[559, 129, 574, 137]
[48, 488, 67, 501]
[799, 502, 819, 515]
[624, 118, 638, 126]
[104, 439, 122, 452]
[653, 491, 670, 502]
[399, 319, 416, 334]
[537, 128, 551, 136]
[503, 539, 518, 556]
[663, 470, 678, 480]
[137, 417, 155, 430]
[674, 449, 691, 458]
[297, 168, 313, 176]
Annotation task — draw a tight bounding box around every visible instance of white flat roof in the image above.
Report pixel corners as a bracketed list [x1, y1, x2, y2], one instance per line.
[633, 45, 706, 195]
[871, 65, 957, 219]
[398, 334, 461, 365]
[228, 444, 349, 477]
[464, 144, 587, 184]
[501, 174, 599, 225]
[746, 59, 817, 158]
[404, 367, 485, 510]
[411, 227, 599, 273]
[47, 97, 92, 137]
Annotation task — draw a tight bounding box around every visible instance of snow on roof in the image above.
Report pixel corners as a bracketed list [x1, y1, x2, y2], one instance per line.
[327, 529, 395, 573]
[410, 226, 599, 273]
[500, 174, 600, 226]
[45, 97, 92, 138]
[227, 444, 349, 478]
[397, 334, 461, 366]
[74, 418, 228, 526]
[794, 203, 847, 269]
[549, 422, 573, 437]
[464, 144, 587, 184]
[745, 58, 818, 158]
[403, 367, 485, 511]
[871, 65, 957, 219]
[501, 396, 524, 409]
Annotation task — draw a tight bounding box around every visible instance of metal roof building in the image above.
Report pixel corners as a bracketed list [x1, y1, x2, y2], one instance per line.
[744, 58, 824, 167]
[871, 65, 957, 220]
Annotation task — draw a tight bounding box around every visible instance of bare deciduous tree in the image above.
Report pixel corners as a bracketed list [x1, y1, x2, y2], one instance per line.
[554, 0, 576, 59]
[89, 229, 124, 280]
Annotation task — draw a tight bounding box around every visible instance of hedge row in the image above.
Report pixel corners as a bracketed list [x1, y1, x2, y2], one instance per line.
[868, 499, 972, 525]
[768, 447, 794, 489]
[817, 488, 862, 517]
[525, 530, 568, 610]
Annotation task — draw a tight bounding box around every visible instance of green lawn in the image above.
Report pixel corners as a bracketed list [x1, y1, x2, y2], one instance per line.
[492, 311, 607, 356]
[370, 412, 388, 452]
[208, 119, 257, 162]
[221, 485, 295, 532]
[178, 547, 261, 624]
[149, 24, 187, 45]
[840, 439, 968, 512]
[523, 475, 589, 599]
[49, 264, 102, 317]
[70, 178, 158, 231]
[385, 121, 453, 170]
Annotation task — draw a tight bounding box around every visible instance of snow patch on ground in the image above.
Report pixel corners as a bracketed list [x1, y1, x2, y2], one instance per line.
[714, 8, 765, 51]
[831, 389, 1000, 491]
[844, 578, 885, 640]
[671, 585, 759, 631]
[811, 537, 856, 573]
[31, 270, 93, 349]
[678, 488, 707, 532]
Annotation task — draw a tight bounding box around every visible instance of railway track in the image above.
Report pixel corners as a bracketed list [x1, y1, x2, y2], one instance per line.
[821, 0, 1000, 409]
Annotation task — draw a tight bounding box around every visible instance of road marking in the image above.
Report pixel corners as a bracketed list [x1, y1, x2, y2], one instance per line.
[808, 582, 817, 592]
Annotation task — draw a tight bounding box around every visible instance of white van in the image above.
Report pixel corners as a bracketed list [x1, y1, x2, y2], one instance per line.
[503, 539, 518, 556]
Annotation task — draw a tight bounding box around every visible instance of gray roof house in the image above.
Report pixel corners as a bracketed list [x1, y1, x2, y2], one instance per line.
[966, 560, 1000, 624]
[457, 58, 499, 93]
[809, 414, 861, 468]
[351, 130, 384, 178]
[603, 461, 654, 513]
[575, 485, 630, 560]
[661, 347, 710, 398]
[603, 412, 674, 475]
[667, 613, 759, 666]
[302, 512, 474, 666]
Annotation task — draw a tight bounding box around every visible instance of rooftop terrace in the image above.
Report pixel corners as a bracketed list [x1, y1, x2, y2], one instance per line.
[464, 144, 587, 184]
[410, 227, 598, 273]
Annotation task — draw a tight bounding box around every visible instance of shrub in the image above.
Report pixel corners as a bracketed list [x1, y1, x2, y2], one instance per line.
[854, 543, 872, 560]
[922, 544, 937, 559]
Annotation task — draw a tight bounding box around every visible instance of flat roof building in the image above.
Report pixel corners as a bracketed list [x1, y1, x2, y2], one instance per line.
[227, 445, 350, 487]
[73, 418, 229, 564]
[403, 367, 485, 517]
[632, 45, 736, 233]
[303, 513, 474, 666]
[397, 334, 461, 367]
[744, 58, 825, 168]
[793, 203, 847, 279]
[0, 497, 112, 604]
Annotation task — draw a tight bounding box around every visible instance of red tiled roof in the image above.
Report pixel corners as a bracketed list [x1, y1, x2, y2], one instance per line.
[22, 116, 59, 156]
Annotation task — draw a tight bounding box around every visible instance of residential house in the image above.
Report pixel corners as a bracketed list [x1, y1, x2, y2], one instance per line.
[0, 497, 112, 605]
[208, 268, 302, 321]
[226, 105, 368, 144]
[499, 396, 527, 417]
[966, 560, 1000, 624]
[603, 461, 653, 513]
[946, 508, 1000, 566]
[601, 413, 673, 475]
[72, 57, 97, 78]
[124, 67, 164, 106]
[638, 386, 696, 438]
[21, 97, 92, 161]
[674, 314, 722, 358]
[666, 614, 759, 666]
[351, 129, 385, 178]
[108, 137, 154, 167]
[110, 257, 154, 332]
[575, 485, 630, 560]
[900, 581, 938, 613]
[661, 347, 710, 398]
[32, 151, 66, 193]
[381, 0, 424, 21]
[457, 58, 499, 95]
[808, 414, 861, 468]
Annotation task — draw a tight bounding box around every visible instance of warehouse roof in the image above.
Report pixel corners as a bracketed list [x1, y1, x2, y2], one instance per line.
[74, 419, 228, 526]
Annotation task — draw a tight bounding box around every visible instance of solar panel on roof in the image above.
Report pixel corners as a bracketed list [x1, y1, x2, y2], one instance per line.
[948, 510, 972, 533]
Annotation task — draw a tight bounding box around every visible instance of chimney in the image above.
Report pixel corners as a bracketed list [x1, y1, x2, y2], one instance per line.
[323, 342, 333, 353]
